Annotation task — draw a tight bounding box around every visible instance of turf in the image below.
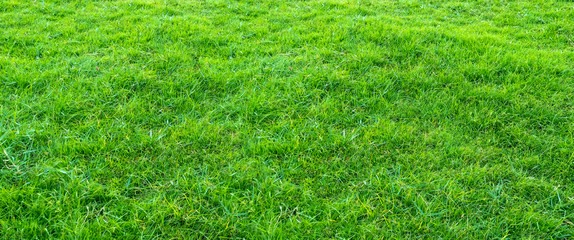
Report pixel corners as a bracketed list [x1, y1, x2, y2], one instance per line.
[1, 0, 573, 238]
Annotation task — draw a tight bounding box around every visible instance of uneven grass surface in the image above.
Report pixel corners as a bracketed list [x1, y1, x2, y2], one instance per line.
[1, 0, 574, 238]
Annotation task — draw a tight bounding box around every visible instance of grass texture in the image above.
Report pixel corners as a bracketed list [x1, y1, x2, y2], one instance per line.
[1, 0, 574, 238]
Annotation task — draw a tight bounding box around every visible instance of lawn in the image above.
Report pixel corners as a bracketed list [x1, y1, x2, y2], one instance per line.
[1, 0, 573, 238]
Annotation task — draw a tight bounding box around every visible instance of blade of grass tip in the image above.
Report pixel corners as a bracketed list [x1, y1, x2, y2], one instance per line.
[126, 175, 132, 189]
[0, 129, 10, 144]
[392, 69, 399, 81]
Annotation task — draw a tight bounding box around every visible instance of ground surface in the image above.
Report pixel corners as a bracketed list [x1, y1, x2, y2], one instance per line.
[1, 0, 574, 238]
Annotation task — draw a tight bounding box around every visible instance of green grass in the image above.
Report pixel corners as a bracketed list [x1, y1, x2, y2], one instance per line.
[1, 0, 573, 238]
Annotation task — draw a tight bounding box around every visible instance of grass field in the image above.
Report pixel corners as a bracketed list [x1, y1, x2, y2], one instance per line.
[1, 0, 574, 238]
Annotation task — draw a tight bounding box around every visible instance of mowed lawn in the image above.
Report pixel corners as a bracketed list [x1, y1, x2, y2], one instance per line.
[1, 0, 573, 238]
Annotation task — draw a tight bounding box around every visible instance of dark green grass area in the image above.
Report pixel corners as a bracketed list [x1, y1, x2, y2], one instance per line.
[1, 0, 574, 238]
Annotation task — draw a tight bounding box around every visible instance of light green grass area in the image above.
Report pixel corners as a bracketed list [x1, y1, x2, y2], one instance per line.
[1, 0, 573, 238]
